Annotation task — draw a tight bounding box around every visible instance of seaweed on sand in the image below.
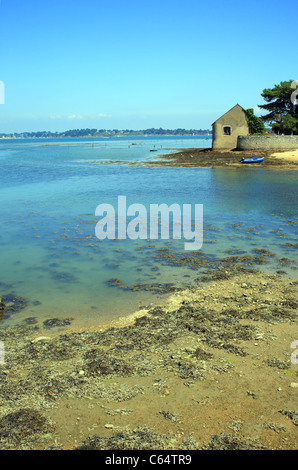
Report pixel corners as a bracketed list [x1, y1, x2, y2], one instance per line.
[202, 433, 267, 450]
[73, 428, 267, 451]
[73, 425, 178, 450]
[0, 409, 54, 449]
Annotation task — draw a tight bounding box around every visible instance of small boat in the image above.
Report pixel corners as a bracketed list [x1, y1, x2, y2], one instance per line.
[150, 149, 158, 152]
[241, 157, 264, 164]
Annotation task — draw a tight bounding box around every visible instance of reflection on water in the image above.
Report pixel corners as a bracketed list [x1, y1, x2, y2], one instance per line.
[0, 136, 297, 330]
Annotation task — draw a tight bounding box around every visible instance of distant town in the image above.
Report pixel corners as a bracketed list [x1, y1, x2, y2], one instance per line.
[0, 128, 212, 139]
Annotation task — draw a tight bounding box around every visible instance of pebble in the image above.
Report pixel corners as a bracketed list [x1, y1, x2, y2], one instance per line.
[255, 333, 264, 339]
[31, 336, 52, 343]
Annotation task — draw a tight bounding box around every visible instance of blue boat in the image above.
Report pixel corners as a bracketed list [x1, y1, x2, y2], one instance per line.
[241, 157, 264, 164]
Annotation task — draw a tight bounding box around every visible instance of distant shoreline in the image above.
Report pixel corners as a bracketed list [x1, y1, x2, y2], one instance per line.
[0, 130, 212, 139]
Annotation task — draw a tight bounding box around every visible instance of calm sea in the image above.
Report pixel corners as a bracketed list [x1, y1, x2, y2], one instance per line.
[0, 136, 297, 330]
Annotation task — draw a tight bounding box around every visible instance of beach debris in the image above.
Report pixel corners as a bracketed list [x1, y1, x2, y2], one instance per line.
[202, 433, 267, 450]
[263, 422, 287, 433]
[31, 336, 52, 343]
[279, 410, 298, 426]
[266, 358, 290, 370]
[159, 410, 183, 423]
[103, 408, 133, 416]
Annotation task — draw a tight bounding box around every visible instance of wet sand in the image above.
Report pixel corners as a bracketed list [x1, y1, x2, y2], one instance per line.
[89, 147, 298, 169]
[145, 148, 298, 169]
[0, 266, 297, 450]
[271, 149, 298, 162]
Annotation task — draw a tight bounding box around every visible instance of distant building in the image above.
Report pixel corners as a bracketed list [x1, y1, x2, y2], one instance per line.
[212, 104, 249, 149]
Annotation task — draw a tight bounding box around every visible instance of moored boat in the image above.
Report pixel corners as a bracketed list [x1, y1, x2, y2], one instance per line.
[241, 157, 264, 164]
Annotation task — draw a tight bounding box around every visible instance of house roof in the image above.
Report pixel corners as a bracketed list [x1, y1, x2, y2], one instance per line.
[212, 104, 245, 125]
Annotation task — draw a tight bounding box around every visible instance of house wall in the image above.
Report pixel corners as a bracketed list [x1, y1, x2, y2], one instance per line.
[238, 135, 298, 150]
[212, 106, 249, 149]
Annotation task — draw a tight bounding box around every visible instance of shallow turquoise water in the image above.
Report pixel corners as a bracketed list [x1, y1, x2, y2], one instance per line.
[0, 136, 297, 329]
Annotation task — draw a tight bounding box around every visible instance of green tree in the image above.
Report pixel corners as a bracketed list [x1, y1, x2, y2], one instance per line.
[259, 80, 298, 134]
[245, 108, 265, 135]
[277, 114, 298, 135]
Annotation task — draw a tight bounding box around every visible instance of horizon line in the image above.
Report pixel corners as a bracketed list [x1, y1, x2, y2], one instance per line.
[0, 127, 213, 136]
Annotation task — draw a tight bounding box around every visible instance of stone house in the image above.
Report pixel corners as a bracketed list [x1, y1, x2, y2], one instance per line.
[212, 104, 249, 149]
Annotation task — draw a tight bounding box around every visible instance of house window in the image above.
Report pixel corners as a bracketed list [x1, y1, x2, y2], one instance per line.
[223, 126, 231, 136]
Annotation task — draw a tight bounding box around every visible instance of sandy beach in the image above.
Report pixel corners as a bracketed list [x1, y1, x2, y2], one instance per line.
[141, 147, 298, 169]
[0, 263, 297, 450]
[271, 149, 298, 162]
[90, 147, 298, 169]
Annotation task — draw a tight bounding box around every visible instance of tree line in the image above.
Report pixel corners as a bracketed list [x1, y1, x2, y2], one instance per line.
[0, 128, 211, 139]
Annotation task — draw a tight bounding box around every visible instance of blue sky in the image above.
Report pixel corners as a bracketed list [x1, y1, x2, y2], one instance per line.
[0, 0, 296, 132]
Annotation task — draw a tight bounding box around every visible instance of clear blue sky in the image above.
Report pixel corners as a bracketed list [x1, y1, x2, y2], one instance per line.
[0, 0, 296, 132]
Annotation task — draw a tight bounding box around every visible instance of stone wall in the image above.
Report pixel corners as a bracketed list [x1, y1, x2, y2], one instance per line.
[237, 135, 298, 150]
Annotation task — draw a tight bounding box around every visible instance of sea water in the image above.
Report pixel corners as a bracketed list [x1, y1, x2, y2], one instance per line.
[0, 136, 297, 330]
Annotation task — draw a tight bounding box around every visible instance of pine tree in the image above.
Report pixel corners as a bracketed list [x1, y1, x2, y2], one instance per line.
[259, 80, 298, 134]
